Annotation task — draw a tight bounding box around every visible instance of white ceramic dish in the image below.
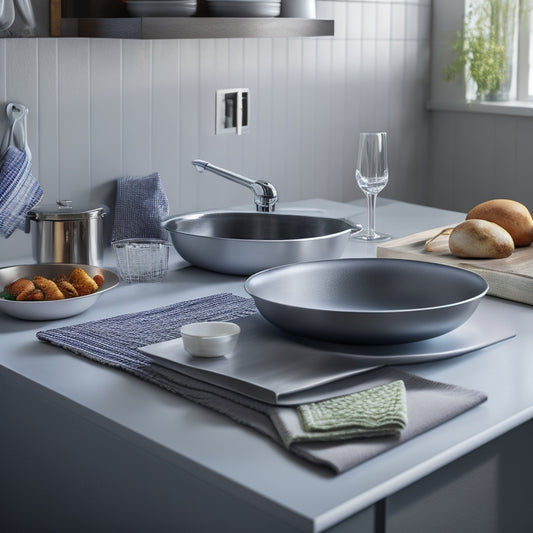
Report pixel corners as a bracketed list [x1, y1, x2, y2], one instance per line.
[0, 263, 119, 321]
[207, 1, 281, 17]
[180, 321, 241, 357]
[126, 1, 197, 17]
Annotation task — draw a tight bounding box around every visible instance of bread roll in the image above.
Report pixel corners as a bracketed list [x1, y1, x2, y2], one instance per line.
[466, 199, 533, 247]
[449, 219, 514, 259]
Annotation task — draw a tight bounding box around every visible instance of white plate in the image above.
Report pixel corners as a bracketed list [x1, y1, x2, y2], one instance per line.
[0, 264, 119, 321]
[207, 1, 281, 17]
[126, 1, 197, 17]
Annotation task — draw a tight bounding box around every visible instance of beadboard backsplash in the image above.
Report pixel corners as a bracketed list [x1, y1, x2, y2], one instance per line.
[0, 0, 432, 260]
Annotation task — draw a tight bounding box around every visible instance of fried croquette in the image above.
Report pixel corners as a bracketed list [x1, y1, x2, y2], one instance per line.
[5, 278, 34, 298]
[53, 273, 67, 283]
[69, 267, 99, 296]
[3, 268, 103, 301]
[33, 276, 65, 300]
[56, 280, 79, 299]
[17, 288, 45, 301]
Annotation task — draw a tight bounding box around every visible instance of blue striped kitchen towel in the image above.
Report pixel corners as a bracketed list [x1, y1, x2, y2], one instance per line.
[112, 173, 169, 242]
[0, 146, 43, 238]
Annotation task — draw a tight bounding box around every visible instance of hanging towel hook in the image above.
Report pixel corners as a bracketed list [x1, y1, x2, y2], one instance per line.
[0, 0, 15, 33]
[0, 102, 31, 161]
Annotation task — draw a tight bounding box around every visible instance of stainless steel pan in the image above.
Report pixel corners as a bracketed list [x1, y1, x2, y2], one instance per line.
[245, 258, 489, 344]
[163, 211, 362, 275]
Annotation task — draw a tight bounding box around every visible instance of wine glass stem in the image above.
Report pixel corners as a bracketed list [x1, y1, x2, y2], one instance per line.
[366, 192, 377, 238]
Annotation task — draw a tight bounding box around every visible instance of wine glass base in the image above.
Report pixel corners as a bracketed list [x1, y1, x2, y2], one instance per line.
[351, 231, 391, 242]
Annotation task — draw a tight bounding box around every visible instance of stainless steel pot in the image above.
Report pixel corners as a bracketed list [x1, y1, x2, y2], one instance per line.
[162, 211, 362, 275]
[25, 200, 108, 265]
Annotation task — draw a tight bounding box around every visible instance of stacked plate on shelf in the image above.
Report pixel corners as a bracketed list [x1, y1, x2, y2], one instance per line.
[207, 0, 281, 17]
[126, 0, 197, 17]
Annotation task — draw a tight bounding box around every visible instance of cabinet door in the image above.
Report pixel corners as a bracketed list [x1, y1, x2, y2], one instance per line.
[386, 420, 533, 533]
[2, 371, 372, 533]
[325, 507, 375, 533]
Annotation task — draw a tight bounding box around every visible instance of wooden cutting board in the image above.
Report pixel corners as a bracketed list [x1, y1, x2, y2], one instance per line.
[377, 225, 533, 306]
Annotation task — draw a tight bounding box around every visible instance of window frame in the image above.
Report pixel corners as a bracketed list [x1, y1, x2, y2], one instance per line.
[429, 0, 533, 116]
[518, 1, 533, 100]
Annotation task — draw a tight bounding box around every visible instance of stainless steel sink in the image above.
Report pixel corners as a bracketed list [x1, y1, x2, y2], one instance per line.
[163, 211, 362, 275]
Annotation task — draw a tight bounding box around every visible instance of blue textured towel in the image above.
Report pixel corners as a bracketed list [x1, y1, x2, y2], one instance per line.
[112, 173, 169, 241]
[0, 146, 43, 238]
[37, 293, 258, 371]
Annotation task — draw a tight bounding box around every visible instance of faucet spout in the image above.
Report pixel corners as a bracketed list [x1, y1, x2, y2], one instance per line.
[192, 159, 278, 212]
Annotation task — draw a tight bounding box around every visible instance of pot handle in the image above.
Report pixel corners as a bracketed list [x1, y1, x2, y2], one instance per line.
[24, 211, 36, 233]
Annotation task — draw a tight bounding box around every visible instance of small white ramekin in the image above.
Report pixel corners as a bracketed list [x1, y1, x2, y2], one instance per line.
[180, 321, 241, 357]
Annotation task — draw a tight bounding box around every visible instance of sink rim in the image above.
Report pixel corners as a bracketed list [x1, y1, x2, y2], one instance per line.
[162, 210, 362, 243]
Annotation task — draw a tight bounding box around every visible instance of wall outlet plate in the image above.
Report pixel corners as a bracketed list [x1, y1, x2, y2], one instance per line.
[216, 88, 249, 135]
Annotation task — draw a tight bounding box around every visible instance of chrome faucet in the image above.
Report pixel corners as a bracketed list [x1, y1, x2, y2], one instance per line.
[192, 159, 278, 212]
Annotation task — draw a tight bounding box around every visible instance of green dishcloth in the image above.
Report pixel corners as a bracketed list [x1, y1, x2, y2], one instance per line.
[295, 380, 408, 443]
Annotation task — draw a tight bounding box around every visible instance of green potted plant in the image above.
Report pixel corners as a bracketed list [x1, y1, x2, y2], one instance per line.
[444, 0, 518, 101]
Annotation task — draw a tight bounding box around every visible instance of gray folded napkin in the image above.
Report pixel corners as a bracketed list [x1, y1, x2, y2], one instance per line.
[111, 172, 169, 242]
[36, 293, 488, 474]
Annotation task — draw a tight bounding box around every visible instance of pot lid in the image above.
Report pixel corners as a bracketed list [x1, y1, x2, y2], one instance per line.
[27, 200, 109, 221]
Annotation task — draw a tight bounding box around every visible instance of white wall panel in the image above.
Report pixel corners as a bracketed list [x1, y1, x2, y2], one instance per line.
[328, 39, 348, 201]
[121, 39, 152, 176]
[152, 39, 180, 215]
[57, 39, 90, 200]
[37, 39, 60, 202]
[0, 0, 433, 260]
[177, 40, 200, 213]
[314, 39, 332, 200]
[241, 38, 260, 184]
[285, 38, 303, 200]
[89, 38, 123, 211]
[270, 38, 289, 198]
[300, 38, 319, 201]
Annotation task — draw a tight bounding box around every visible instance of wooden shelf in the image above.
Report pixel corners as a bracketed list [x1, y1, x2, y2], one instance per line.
[59, 17, 334, 39]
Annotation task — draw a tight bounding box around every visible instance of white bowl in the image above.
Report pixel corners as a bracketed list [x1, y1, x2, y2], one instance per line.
[126, 1, 197, 17]
[180, 321, 241, 357]
[207, 1, 281, 17]
[0, 263, 119, 321]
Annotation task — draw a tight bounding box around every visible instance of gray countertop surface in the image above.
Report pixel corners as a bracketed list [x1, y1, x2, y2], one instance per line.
[2, 198, 530, 532]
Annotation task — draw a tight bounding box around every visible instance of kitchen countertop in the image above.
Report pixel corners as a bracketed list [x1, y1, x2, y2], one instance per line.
[2, 198, 532, 532]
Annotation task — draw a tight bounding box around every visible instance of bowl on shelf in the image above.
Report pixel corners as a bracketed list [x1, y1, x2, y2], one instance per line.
[207, 0, 281, 17]
[126, 1, 197, 17]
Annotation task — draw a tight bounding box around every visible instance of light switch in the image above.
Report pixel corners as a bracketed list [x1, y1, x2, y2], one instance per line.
[216, 88, 249, 135]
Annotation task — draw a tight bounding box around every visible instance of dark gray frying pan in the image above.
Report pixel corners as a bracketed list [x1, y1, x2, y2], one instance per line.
[245, 258, 489, 345]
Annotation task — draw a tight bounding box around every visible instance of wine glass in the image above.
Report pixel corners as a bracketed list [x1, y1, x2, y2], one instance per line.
[352, 131, 391, 241]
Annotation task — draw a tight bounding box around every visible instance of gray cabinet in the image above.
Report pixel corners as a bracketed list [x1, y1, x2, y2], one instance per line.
[386, 421, 533, 533]
[0, 369, 372, 533]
